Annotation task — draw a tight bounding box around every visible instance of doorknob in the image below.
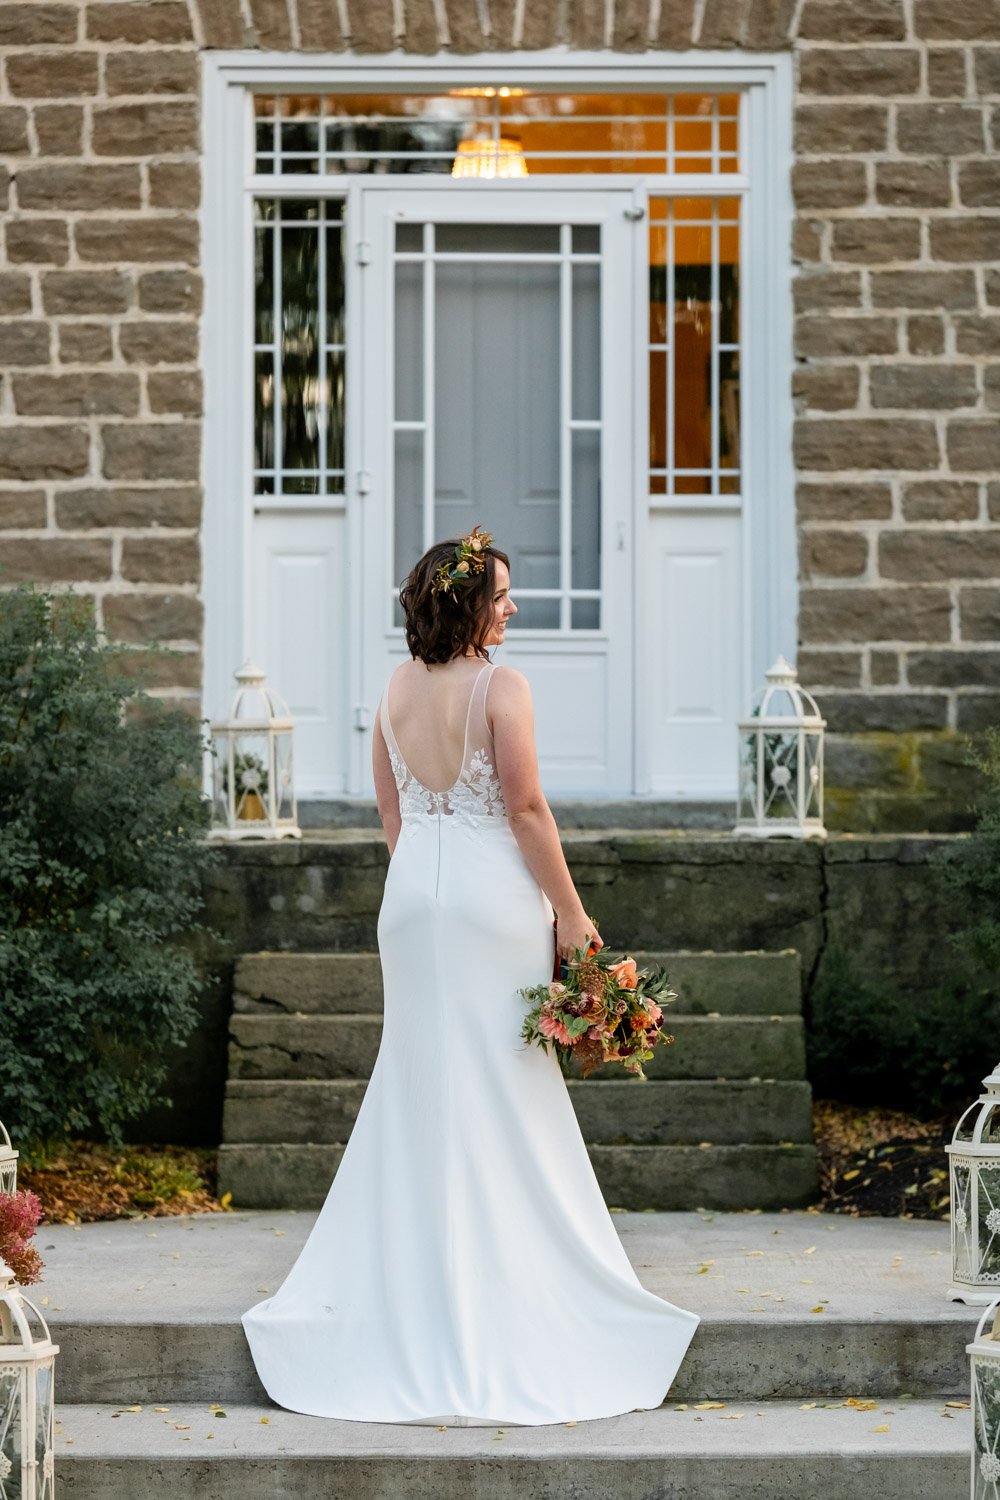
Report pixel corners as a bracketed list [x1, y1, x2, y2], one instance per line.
[624, 206, 645, 221]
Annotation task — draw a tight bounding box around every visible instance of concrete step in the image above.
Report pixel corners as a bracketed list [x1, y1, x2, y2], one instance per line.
[222, 1078, 815, 1148]
[218, 1140, 818, 1212]
[36, 1211, 976, 1408]
[50, 1399, 967, 1499]
[233, 949, 803, 1018]
[228, 1011, 807, 1083]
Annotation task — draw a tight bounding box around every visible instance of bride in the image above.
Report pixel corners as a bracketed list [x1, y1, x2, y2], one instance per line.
[242, 527, 700, 1427]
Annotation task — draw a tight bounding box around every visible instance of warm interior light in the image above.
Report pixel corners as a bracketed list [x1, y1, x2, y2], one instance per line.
[451, 136, 528, 178]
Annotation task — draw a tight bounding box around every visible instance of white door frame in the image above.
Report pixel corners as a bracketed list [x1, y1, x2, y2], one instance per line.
[201, 49, 795, 799]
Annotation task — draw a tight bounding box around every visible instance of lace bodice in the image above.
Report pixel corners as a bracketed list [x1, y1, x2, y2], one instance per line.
[380, 661, 508, 831]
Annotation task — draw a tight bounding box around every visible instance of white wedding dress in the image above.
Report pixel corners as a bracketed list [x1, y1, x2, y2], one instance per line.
[242, 656, 700, 1426]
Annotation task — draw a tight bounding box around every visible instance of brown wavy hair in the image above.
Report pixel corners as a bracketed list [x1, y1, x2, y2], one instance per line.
[400, 536, 511, 666]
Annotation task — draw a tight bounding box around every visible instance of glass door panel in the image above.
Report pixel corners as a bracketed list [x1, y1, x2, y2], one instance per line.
[357, 186, 634, 794]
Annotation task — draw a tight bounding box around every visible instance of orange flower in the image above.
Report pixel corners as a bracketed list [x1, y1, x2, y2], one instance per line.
[609, 958, 638, 990]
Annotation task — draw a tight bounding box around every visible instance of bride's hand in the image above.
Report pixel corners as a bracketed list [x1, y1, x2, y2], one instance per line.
[556, 909, 603, 961]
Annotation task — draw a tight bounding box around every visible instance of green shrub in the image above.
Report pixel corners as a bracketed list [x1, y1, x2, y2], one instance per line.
[933, 726, 1000, 973]
[807, 942, 1000, 1118]
[0, 585, 220, 1147]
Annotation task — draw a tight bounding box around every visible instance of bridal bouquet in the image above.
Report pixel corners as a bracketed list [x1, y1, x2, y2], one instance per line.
[519, 945, 677, 1080]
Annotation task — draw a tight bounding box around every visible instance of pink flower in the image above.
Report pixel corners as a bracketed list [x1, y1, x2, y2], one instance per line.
[548, 982, 567, 999]
[644, 1002, 662, 1023]
[538, 1013, 574, 1046]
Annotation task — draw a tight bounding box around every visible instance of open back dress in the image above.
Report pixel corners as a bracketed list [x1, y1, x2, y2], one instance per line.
[242, 655, 700, 1425]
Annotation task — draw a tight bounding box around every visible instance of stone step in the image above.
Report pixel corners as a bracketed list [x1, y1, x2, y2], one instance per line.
[218, 1140, 819, 1212]
[37, 1211, 976, 1408]
[50, 1399, 967, 1499]
[222, 1078, 815, 1148]
[228, 1011, 807, 1083]
[233, 949, 803, 1018]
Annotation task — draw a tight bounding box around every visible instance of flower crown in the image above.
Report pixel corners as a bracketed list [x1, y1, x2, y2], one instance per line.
[430, 524, 494, 600]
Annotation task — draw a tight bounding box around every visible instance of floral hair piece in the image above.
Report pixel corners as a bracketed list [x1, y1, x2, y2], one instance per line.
[430, 524, 494, 600]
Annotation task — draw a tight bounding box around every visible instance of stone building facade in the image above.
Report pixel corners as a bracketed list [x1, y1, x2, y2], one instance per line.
[0, 0, 998, 829]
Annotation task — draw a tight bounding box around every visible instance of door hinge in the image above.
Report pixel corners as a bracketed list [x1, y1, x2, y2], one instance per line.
[355, 240, 371, 265]
[354, 704, 371, 731]
[356, 469, 371, 495]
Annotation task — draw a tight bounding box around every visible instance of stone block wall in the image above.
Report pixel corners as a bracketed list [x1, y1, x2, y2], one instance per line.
[0, 0, 997, 824]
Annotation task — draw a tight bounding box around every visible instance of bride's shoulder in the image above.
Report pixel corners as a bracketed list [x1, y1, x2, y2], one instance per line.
[487, 664, 533, 714]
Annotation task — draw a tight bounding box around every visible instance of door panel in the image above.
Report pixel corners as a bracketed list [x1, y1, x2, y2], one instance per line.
[250, 511, 348, 798]
[646, 510, 742, 797]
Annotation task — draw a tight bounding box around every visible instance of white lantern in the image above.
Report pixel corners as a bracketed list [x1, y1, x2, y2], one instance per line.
[0, 1255, 58, 1499]
[968, 1298, 1000, 1495]
[734, 655, 826, 839]
[0, 1125, 16, 1196]
[208, 662, 301, 842]
[948, 1066, 1000, 1304]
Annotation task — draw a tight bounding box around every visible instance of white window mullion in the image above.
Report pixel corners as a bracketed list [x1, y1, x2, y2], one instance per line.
[559, 222, 572, 633]
[422, 221, 436, 554]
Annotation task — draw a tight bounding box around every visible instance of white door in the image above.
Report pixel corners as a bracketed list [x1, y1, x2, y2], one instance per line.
[350, 185, 639, 797]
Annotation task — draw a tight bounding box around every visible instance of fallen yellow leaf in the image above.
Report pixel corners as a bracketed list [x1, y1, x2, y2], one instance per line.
[946, 1401, 971, 1409]
[694, 1401, 726, 1410]
[871, 1424, 890, 1433]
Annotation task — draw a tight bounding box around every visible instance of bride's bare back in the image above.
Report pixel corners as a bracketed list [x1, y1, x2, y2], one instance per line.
[384, 657, 493, 794]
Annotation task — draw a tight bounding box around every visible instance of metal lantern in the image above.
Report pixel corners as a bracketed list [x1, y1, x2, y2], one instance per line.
[734, 655, 826, 839]
[209, 661, 301, 841]
[0, 1255, 58, 1499]
[0, 1125, 16, 1196]
[948, 1066, 1000, 1303]
[968, 1298, 1000, 1496]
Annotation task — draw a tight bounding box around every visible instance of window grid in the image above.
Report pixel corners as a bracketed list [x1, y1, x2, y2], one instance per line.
[389, 221, 604, 633]
[252, 91, 740, 177]
[253, 198, 346, 498]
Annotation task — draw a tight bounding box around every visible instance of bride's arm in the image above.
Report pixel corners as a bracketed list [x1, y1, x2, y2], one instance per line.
[490, 667, 601, 956]
[372, 705, 401, 856]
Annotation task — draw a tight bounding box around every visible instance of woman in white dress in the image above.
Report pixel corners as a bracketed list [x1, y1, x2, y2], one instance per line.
[242, 528, 700, 1426]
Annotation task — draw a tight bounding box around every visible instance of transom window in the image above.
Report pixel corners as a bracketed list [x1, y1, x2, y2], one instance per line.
[253, 90, 740, 176]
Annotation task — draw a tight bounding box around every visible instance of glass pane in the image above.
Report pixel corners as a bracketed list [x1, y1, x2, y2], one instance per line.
[326, 350, 345, 480]
[674, 263, 712, 482]
[720, 261, 740, 345]
[571, 261, 600, 422]
[280, 213, 319, 475]
[394, 429, 424, 589]
[508, 598, 560, 629]
[282, 474, 319, 494]
[719, 348, 740, 477]
[572, 225, 600, 253]
[572, 598, 600, 629]
[325, 221, 345, 346]
[394, 259, 423, 423]
[254, 223, 273, 344]
[435, 223, 560, 254]
[396, 223, 423, 251]
[649, 349, 667, 471]
[433, 258, 560, 589]
[255, 352, 274, 485]
[571, 430, 600, 590]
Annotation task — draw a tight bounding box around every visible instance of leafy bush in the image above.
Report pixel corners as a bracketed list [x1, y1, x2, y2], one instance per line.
[933, 726, 1000, 973]
[0, 585, 220, 1147]
[807, 942, 1000, 1118]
